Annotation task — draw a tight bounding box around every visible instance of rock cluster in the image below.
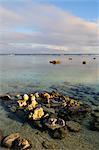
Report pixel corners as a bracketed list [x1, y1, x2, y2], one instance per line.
[14, 91, 91, 139]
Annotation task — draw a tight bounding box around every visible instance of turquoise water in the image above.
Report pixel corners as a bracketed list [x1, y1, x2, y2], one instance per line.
[0, 54, 99, 93]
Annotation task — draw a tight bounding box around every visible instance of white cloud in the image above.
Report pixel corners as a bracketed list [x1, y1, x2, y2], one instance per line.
[0, 3, 99, 53]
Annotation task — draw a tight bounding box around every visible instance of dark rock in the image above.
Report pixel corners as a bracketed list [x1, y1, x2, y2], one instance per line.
[91, 112, 99, 118]
[82, 61, 86, 64]
[51, 128, 63, 139]
[49, 60, 61, 64]
[50, 126, 68, 139]
[15, 109, 28, 122]
[33, 120, 43, 129]
[66, 121, 81, 132]
[0, 94, 12, 101]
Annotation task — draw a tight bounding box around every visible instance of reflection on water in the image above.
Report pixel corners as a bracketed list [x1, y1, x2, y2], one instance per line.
[0, 54, 99, 93]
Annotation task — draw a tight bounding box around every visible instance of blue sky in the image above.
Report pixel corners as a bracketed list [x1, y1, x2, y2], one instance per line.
[41, 0, 98, 21]
[0, 0, 99, 54]
[1, 0, 98, 21]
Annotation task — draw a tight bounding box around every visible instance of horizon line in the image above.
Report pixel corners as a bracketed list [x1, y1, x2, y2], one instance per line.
[0, 53, 99, 56]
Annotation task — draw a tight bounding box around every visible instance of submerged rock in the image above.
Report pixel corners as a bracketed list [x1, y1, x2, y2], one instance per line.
[66, 121, 81, 132]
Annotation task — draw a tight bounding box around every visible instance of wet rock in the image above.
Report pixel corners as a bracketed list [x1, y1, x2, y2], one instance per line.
[0, 94, 12, 101]
[12, 137, 31, 150]
[50, 127, 67, 139]
[1, 133, 20, 148]
[44, 118, 65, 130]
[66, 121, 81, 132]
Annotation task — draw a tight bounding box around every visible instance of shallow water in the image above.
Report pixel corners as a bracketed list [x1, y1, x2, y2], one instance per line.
[0, 54, 99, 150]
[0, 54, 99, 93]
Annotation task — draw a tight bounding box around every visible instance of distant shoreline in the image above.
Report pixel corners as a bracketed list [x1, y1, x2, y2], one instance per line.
[0, 53, 99, 56]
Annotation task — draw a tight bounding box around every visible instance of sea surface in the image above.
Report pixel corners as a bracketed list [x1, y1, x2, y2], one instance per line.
[0, 54, 99, 94]
[0, 54, 99, 150]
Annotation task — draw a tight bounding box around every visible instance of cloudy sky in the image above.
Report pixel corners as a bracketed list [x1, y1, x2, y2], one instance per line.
[0, 0, 99, 54]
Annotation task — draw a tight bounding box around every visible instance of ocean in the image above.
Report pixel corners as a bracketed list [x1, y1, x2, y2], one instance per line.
[0, 54, 99, 94]
[0, 54, 99, 150]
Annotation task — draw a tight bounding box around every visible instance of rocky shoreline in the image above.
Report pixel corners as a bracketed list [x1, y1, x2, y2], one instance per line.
[0, 90, 99, 149]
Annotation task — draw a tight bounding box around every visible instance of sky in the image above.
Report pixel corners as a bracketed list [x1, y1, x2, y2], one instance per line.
[0, 0, 99, 54]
